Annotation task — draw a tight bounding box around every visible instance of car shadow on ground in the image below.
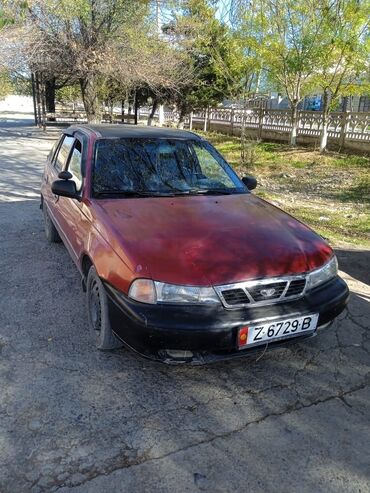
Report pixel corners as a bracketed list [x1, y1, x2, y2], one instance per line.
[0, 199, 369, 492]
[336, 248, 370, 286]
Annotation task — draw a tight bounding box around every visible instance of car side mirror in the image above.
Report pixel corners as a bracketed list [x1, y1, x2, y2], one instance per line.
[58, 170, 73, 180]
[242, 176, 257, 191]
[52, 179, 81, 201]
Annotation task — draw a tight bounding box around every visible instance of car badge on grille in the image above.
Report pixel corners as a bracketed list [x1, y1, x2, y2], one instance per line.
[260, 288, 276, 298]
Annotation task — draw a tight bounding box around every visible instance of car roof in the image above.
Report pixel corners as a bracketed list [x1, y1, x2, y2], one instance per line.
[66, 124, 202, 140]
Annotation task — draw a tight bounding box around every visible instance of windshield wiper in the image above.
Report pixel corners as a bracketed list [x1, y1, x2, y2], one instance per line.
[95, 190, 177, 198]
[186, 188, 242, 195]
[95, 188, 246, 198]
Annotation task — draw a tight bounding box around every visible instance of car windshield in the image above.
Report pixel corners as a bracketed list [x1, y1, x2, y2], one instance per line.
[93, 138, 247, 197]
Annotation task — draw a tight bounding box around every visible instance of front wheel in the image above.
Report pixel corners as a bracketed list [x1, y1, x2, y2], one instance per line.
[43, 202, 61, 243]
[86, 266, 123, 350]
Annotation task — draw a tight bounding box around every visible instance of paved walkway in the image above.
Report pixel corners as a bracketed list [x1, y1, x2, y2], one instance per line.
[0, 113, 369, 493]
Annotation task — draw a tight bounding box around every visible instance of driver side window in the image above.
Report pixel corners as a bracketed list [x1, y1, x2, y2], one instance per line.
[54, 135, 74, 172]
[67, 139, 83, 191]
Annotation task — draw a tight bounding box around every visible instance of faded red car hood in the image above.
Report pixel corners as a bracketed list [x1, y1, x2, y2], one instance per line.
[95, 194, 333, 286]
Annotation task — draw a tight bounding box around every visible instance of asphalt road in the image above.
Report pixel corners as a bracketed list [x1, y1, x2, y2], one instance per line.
[0, 113, 369, 493]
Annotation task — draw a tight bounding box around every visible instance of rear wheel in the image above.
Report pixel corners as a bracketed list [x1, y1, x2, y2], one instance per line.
[86, 266, 123, 350]
[43, 202, 61, 243]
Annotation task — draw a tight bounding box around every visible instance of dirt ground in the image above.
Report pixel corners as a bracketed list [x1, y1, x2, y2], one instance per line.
[0, 113, 369, 493]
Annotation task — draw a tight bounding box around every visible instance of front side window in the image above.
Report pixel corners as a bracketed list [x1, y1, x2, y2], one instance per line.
[67, 139, 83, 190]
[48, 138, 60, 163]
[55, 135, 74, 171]
[93, 138, 245, 197]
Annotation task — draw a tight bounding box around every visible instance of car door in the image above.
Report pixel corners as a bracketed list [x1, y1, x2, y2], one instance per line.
[42, 134, 75, 229]
[41, 134, 62, 201]
[55, 136, 87, 263]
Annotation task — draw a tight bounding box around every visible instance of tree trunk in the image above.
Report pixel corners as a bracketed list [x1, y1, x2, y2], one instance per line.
[134, 90, 139, 125]
[148, 99, 158, 126]
[31, 73, 38, 126]
[109, 100, 114, 123]
[177, 105, 187, 129]
[121, 99, 125, 123]
[35, 72, 42, 129]
[158, 104, 164, 127]
[45, 77, 56, 114]
[40, 73, 46, 130]
[255, 69, 261, 93]
[80, 76, 101, 124]
[290, 103, 298, 146]
[320, 89, 331, 153]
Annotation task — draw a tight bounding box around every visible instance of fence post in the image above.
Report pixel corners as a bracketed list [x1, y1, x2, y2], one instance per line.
[258, 107, 264, 139]
[189, 111, 193, 130]
[203, 108, 208, 132]
[158, 104, 164, 127]
[339, 112, 348, 149]
[230, 108, 234, 135]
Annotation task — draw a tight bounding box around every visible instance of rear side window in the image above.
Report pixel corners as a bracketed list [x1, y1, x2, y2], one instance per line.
[55, 135, 74, 171]
[67, 140, 83, 190]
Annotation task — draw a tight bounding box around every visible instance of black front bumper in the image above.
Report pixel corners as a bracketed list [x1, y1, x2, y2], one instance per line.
[104, 276, 349, 364]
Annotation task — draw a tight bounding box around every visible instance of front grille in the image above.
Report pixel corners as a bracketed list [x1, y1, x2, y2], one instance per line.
[286, 279, 306, 297]
[222, 289, 250, 306]
[215, 275, 307, 308]
[248, 281, 287, 301]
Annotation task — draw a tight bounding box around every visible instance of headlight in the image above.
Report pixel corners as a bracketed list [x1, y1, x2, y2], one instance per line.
[307, 256, 338, 290]
[128, 279, 220, 304]
[155, 281, 220, 304]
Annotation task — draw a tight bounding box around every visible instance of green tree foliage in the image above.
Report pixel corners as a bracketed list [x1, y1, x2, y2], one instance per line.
[2, 0, 190, 122]
[310, 0, 370, 151]
[237, 0, 369, 149]
[242, 0, 329, 145]
[0, 69, 12, 99]
[56, 84, 82, 106]
[168, 0, 246, 124]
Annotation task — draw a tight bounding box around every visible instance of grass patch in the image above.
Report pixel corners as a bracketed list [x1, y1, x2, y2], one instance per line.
[277, 202, 370, 247]
[197, 131, 370, 248]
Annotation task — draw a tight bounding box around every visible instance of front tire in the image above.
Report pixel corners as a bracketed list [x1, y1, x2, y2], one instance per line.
[43, 202, 61, 243]
[86, 266, 123, 350]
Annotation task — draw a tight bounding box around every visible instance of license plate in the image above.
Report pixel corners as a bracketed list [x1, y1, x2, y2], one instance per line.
[238, 314, 319, 349]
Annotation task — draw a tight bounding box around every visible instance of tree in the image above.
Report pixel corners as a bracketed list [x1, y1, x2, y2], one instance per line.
[247, 0, 327, 146]
[237, 0, 370, 149]
[1, 0, 191, 123]
[55, 83, 82, 108]
[165, 0, 246, 127]
[0, 69, 12, 99]
[312, 0, 370, 152]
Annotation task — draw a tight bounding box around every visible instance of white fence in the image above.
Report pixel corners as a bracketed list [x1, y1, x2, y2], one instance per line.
[141, 107, 370, 151]
[45, 106, 370, 151]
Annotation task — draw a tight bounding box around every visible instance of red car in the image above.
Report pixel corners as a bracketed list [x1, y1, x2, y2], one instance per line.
[41, 125, 349, 364]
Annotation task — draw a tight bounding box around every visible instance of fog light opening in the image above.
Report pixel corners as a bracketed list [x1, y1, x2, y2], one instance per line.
[165, 350, 194, 360]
